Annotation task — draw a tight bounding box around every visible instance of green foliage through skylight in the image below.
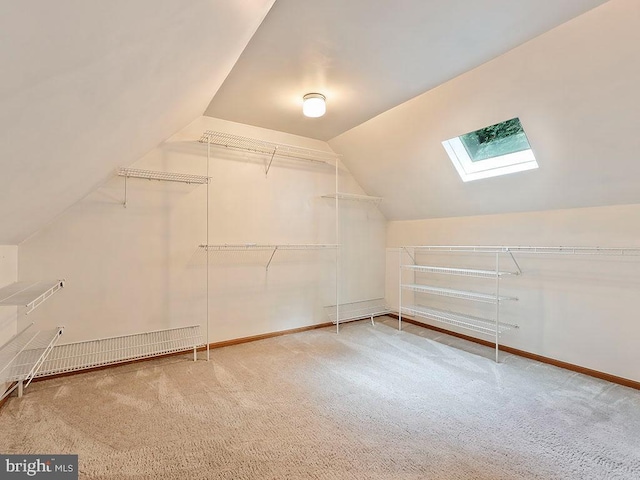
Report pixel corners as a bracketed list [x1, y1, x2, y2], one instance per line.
[459, 118, 530, 162]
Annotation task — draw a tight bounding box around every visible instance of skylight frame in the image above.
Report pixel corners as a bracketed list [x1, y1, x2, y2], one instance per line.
[442, 119, 539, 182]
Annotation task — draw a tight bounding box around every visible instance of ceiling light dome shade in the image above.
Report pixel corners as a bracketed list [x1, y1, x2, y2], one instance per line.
[303, 93, 326, 117]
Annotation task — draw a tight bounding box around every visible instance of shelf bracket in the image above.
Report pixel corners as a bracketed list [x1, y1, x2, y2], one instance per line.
[25, 280, 65, 315]
[265, 246, 279, 270]
[123, 174, 128, 208]
[402, 246, 415, 264]
[265, 147, 278, 176]
[506, 249, 523, 275]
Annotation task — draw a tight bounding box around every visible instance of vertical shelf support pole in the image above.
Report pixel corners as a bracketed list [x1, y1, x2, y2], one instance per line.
[206, 140, 210, 362]
[398, 248, 403, 331]
[335, 158, 340, 333]
[495, 252, 500, 363]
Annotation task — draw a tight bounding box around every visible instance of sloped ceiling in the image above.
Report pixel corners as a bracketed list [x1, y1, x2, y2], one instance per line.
[329, 0, 640, 221]
[205, 0, 608, 141]
[0, 0, 274, 245]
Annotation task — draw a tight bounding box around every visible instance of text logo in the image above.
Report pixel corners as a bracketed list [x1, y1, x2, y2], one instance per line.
[1, 455, 78, 479]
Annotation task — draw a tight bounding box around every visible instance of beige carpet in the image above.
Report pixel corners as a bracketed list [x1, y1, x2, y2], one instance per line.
[1, 317, 639, 479]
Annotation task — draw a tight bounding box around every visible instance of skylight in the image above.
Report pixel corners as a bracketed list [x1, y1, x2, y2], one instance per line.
[442, 118, 538, 182]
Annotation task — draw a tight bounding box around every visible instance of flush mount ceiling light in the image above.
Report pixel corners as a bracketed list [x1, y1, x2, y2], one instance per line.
[302, 93, 326, 118]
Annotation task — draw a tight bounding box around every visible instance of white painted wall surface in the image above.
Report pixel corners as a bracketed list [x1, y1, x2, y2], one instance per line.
[0, 246, 18, 344]
[386, 204, 640, 382]
[330, 0, 640, 221]
[0, 245, 18, 395]
[18, 117, 386, 345]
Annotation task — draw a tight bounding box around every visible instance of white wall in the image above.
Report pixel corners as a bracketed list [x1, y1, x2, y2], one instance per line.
[0, 246, 18, 344]
[18, 117, 386, 345]
[330, 0, 640, 221]
[386, 204, 640, 382]
[0, 245, 18, 395]
[0, 0, 275, 245]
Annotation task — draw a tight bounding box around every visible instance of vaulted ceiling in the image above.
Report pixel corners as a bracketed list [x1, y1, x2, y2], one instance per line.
[205, 0, 608, 141]
[0, 0, 274, 244]
[329, 0, 640, 221]
[3, 0, 634, 244]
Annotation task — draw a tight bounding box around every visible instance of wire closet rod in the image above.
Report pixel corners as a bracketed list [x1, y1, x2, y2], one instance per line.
[199, 244, 338, 250]
[403, 245, 640, 256]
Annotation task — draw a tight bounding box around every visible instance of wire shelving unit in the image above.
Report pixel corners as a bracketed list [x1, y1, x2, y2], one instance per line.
[117, 167, 210, 184]
[117, 167, 210, 208]
[0, 324, 64, 400]
[199, 130, 385, 335]
[401, 284, 518, 304]
[321, 192, 383, 204]
[199, 130, 344, 335]
[0, 280, 65, 315]
[34, 325, 205, 378]
[199, 130, 339, 175]
[399, 246, 521, 362]
[401, 304, 518, 336]
[399, 244, 640, 362]
[325, 298, 390, 327]
[117, 165, 211, 359]
[321, 191, 385, 331]
[402, 265, 516, 278]
[402, 245, 640, 256]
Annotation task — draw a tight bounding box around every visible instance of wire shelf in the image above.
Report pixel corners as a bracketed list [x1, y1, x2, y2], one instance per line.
[200, 244, 338, 251]
[200, 244, 338, 270]
[1, 325, 64, 400]
[403, 265, 515, 278]
[117, 167, 210, 185]
[0, 280, 65, 314]
[402, 284, 518, 303]
[402, 304, 517, 336]
[199, 130, 339, 165]
[35, 325, 204, 377]
[321, 192, 383, 204]
[325, 298, 391, 324]
[404, 245, 640, 256]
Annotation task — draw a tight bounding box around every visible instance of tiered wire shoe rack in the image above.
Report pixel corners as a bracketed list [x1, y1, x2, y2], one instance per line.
[399, 245, 640, 362]
[400, 247, 520, 362]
